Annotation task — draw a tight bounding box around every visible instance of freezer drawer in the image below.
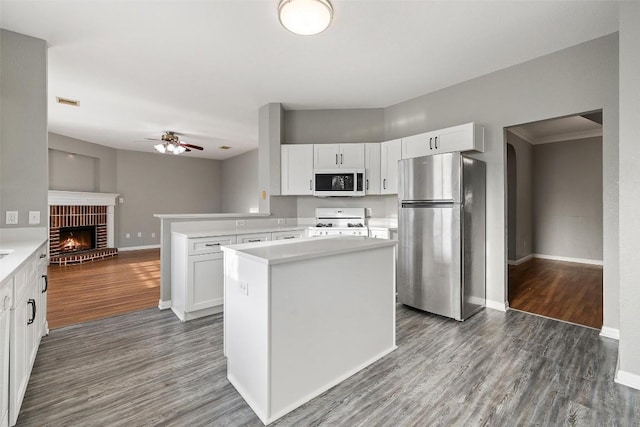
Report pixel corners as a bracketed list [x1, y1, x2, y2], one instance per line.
[398, 203, 462, 319]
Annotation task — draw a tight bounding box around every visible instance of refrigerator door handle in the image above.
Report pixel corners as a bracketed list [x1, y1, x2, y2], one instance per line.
[401, 200, 456, 208]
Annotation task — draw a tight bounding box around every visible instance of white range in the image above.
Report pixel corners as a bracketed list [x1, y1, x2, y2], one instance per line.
[307, 207, 368, 237]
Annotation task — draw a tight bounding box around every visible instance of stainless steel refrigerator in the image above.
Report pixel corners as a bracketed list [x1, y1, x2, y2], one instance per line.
[397, 152, 486, 321]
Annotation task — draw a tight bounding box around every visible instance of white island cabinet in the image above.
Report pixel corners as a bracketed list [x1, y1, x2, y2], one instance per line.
[222, 237, 397, 425]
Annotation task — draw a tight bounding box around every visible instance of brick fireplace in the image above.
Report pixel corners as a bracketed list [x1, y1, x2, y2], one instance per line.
[48, 191, 119, 265]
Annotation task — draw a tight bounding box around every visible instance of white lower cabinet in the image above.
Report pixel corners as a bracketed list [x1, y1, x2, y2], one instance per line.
[0, 282, 12, 427]
[171, 233, 237, 322]
[8, 242, 47, 427]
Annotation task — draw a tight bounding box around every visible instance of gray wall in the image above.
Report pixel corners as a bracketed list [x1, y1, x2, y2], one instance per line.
[506, 131, 534, 261]
[48, 133, 223, 248]
[283, 109, 385, 144]
[0, 30, 48, 228]
[221, 149, 259, 213]
[384, 34, 618, 324]
[618, 2, 640, 379]
[507, 144, 517, 261]
[115, 150, 222, 247]
[533, 138, 603, 261]
[48, 132, 117, 192]
[49, 149, 99, 192]
[296, 195, 397, 219]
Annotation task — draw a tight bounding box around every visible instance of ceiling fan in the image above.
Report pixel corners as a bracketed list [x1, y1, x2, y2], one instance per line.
[144, 131, 204, 155]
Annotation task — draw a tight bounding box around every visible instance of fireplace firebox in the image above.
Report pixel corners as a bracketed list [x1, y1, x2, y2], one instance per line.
[58, 226, 96, 254]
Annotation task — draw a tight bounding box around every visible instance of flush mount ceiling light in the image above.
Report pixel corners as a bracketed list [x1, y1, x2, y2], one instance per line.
[278, 0, 333, 36]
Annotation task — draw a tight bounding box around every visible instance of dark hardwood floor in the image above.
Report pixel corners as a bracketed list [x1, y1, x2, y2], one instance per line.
[508, 257, 603, 329]
[17, 304, 639, 426]
[46, 249, 160, 329]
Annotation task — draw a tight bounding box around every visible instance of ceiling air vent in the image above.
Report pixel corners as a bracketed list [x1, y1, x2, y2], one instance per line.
[56, 97, 80, 107]
[219, 146, 231, 150]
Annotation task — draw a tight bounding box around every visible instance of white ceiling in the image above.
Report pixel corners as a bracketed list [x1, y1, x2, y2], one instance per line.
[0, 1, 620, 160]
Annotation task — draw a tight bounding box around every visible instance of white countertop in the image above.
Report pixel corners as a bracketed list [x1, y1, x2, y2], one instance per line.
[173, 225, 309, 239]
[0, 230, 48, 286]
[154, 213, 270, 220]
[221, 236, 396, 266]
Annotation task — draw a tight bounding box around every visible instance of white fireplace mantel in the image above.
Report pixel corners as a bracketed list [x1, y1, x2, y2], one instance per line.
[48, 191, 119, 248]
[48, 190, 119, 206]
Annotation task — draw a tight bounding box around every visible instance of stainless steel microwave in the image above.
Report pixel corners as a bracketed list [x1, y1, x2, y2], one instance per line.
[313, 169, 365, 197]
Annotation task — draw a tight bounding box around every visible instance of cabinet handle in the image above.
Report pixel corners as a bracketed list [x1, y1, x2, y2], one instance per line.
[205, 243, 221, 247]
[429, 137, 433, 150]
[247, 239, 261, 242]
[42, 274, 48, 293]
[366, 179, 369, 190]
[434, 136, 438, 149]
[27, 299, 36, 325]
[383, 178, 387, 189]
[283, 236, 295, 239]
[309, 180, 312, 190]
[39, 253, 47, 259]
[335, 154, 338, 165]
[340, 153, 343, 164]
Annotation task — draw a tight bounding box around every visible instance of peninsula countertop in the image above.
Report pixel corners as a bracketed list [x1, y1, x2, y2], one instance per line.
[0, 231, 48, 285]
[171, 225, 308, 239]
[221, 236, 397, 266]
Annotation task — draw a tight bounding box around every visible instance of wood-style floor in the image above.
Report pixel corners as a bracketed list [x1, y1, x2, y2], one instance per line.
[47, 249, 160, 329]
[508, 258, 603, 329]
[17, 305, 640, 426]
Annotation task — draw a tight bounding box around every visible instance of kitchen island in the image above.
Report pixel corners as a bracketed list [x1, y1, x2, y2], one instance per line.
[221, 237, 397, 425]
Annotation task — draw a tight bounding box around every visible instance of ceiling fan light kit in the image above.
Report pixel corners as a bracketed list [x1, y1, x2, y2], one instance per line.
[278, 0, 333, 36]
[150, 131, 204, 155]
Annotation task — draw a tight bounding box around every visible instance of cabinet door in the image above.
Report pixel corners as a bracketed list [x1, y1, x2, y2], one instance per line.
[381, 139, 402, 194]
[0, 285, 11, 427]
[364, 143, 381, 194]
[313, 144, 340, 169]
[237, 233, 271, 244]
[187, 253, 224, 312]
[401, 131, 433, 159]
[9, 294, 30, 426]
[339, 143, 365, 168]
[433, 122, 478, 154]
[281, 145, 313, 195]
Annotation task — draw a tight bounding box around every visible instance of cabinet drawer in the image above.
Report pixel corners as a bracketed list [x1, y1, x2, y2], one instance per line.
[237, 233, 271, 244]
[272, 230, 304, 240]
[188, 235, 237, 255]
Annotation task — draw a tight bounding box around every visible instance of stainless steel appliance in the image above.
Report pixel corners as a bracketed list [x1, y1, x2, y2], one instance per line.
[313, 169, 365, 197]
[397, 152, 485, 321]
[308, 207, 369, 237]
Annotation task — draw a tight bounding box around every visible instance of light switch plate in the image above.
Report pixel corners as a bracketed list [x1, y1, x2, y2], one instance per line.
[6, 211, 18, 225]
[277, 218, 286, 225]
[239, 281, 249, 296]
[29, 211, 40, 224]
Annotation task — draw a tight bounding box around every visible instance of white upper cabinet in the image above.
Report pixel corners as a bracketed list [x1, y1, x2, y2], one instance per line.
[380, 138, 402, 194]
[401, 122, 484, 159]
[281, 145, 314, 195]
[313, 143, 365, 169]
[364, 143, 381, 195]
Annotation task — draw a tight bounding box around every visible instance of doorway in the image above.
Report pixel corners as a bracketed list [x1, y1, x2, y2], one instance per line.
[505, 111, 603, 329]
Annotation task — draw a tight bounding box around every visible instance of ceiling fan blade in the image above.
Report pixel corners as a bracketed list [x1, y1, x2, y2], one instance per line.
[185, 148, 192, 152]
[144, 137, 163, 141]
[182, 143, 204, 150]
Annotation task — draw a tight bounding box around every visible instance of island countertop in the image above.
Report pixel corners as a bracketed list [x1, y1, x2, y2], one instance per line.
[221, 236, 396, 266]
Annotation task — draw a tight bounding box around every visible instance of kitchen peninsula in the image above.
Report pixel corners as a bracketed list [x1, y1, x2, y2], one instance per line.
[222, 237, 397, 425]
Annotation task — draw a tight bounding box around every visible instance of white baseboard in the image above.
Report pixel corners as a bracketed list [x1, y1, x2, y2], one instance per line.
[508, 254, 533, 266]
[118, 244, 161, 252]
[486, 299, 508, 312]
[532, 253, 603, 266]
[599, 326, 620, 340]
[158, 300, 171, 310]
[615, 369, 640, 391]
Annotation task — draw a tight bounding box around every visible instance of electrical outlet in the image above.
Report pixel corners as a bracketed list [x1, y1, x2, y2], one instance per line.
[137, 232, 142, 237]
[151, 232, 156, 238]
[119, 198, 124, 204]
[125, 233, 130, 239]
[6, 211, 18, 225]
[239, 281, 249, 296]
[365, 208, 372, 217]
[277, 218, 286, 225]
[29, 211, 40, 224]
[236, 220, 245, 227]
